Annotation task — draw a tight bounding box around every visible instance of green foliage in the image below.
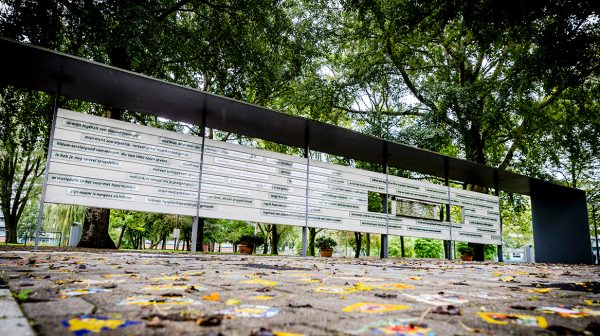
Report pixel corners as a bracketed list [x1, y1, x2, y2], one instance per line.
[500, 194, 533, 248]
[0, 87, 51, 243]
[389, 237, 415, 258]
[43, 204, 87, 246]
[236, 234, 265, 248]
[13, 289, 33, 301]
[315, 236, 337, 249]
[484, 244, 497, 261]
[413, 238, 443, 258]
[457, 244, 474, 256]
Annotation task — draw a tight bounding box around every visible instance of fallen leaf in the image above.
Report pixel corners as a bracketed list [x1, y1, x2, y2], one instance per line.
[374, 293, 398, 299]
[432, 305, 462, 315]
[251, 327, 275, 336]
[202, 292, 220, 302]
[196, 314, 223, 327]
[225, 298, 240, 306]
[146, 316, 164, 328]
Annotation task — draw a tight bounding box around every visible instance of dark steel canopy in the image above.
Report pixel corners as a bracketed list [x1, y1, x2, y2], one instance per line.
[0, 37, 534, 194]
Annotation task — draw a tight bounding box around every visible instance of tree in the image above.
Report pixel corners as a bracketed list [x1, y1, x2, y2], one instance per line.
[0, 87, 51, 243]
[332, 1, 600, 260]
[3, 0, 320, 248]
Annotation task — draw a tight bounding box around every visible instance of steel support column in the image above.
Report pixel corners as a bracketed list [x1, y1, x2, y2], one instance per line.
[191, 107, 207, 254]
[34, 79, 61, 250]
[380, 143, 389, 258]
[443, 158, 453, 259]
[494, 171, 504, 262]
[301, 124, 310, 257]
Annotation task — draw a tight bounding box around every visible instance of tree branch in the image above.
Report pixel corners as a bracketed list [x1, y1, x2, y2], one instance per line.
[157, 0, 194, 22]
[333, 105, 427, 117]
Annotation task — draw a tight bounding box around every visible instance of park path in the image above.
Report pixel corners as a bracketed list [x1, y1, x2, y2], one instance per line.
[1, 250, 599, 335]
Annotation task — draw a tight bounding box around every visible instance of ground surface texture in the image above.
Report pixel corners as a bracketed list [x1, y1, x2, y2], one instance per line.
[1, 250, 599, 336]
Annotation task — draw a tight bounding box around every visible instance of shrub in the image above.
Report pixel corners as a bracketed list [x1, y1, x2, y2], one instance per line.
[237, 234, 265, 247]
[315, 236, 337, 249]
[413, 238, 443, 258]
[457, 245, 474, 256]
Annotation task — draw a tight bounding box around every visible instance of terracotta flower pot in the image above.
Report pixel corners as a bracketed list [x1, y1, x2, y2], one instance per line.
[461, 255, 473, 261]
[239, 244, 253, 255]
[319, 248, 333, 257]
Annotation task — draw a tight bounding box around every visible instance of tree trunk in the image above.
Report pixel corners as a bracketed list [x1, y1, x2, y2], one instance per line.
[308, 227, 322, 256]
[400, 236, 405, 257]
[366, 233, 371, 256]
[77, 208, 116, 249]
[116, 225, 126, 249]
[271, 224, 279, 255]
[195, 217, 204, 252]
[5, 214, 17, 244]
[469, 242, 485, 261]
[354, 232, 362, 258]
[78, 107, 122, 249]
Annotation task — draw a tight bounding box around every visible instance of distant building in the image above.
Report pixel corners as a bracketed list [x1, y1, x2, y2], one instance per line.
[0, 208, 5, 243]
[592, 236, 599, 264]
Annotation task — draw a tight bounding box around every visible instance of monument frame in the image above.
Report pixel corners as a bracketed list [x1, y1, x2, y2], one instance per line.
[0, 38, 593, 264]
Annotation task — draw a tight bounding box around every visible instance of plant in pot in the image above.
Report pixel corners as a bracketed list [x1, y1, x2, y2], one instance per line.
[457, 245, 474, 261]
[315, 236, 337, 257]
[237, 234, 265, 255]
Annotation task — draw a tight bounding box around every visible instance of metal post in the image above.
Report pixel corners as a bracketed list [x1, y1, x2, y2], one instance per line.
[494, 172, 504, 262]
[191, 107, 207, 254]
[301, 124, 310, 257]
[380, 143, 389, 258]
[34, 80, 61, 250]
[443, 158, 453, 259]
[593, 204, 599, 265]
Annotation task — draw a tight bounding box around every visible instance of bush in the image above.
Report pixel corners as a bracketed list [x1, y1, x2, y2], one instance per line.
[237, 234, 265, 247]
[457, 244, 474, 256]
[315, 236, 337, 249]
[413, 238, 443, 258]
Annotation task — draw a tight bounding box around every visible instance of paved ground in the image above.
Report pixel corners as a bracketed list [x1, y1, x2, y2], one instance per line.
[0, 250, 599, 335]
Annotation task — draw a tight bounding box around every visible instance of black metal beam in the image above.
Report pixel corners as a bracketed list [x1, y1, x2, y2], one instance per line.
[0, 37, 546, 196]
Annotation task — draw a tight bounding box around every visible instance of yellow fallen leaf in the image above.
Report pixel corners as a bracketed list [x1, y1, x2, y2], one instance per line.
[493, 272, 502, 277]
[354, 282, 374, 291]
[408, 276, 422, 280]
[240, 279, 278, 286]
[225, 298, 240, 306]
[530, 288, 551, 293]
[500, 276, 515, 282]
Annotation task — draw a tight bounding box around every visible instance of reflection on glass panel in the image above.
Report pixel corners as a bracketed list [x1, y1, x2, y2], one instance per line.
[395, 198, 441, 220]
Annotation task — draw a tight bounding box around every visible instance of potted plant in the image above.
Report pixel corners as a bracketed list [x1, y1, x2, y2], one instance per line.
[457, 245, 474, 261]
[315, 236, 337, 257]
[237, 234, 265, 255]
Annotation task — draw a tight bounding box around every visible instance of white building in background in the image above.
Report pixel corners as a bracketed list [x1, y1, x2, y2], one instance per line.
[0, 208, 4, 242]
[591, 236, 600, 264]
[504, 246, 535, 263]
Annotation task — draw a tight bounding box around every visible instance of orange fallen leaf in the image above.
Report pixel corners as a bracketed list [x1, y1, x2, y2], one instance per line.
[202, 292, 220, 302]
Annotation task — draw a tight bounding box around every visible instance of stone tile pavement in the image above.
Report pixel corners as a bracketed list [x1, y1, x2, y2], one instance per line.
[0, 250, 599, 335]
